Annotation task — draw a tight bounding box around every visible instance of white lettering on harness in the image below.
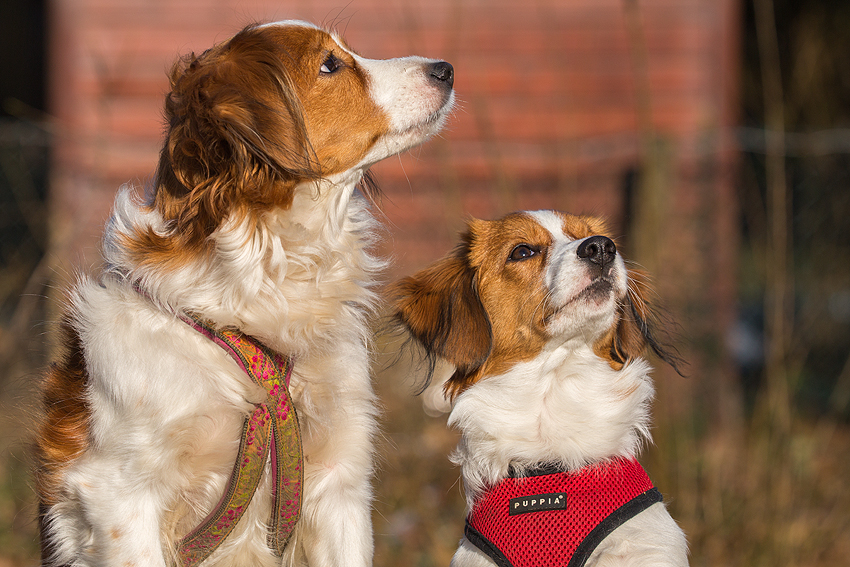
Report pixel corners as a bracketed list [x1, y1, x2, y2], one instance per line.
[509, 492, 567, 516]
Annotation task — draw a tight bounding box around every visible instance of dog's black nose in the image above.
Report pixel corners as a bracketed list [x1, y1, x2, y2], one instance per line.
[429, 61, 454, 88]
[577, 235, 617, 269]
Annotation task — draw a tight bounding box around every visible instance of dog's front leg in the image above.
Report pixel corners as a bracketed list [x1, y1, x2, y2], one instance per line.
[294, 343, 377, 567]
[450, 538, 498, 567]
[44, 455, 171, 567]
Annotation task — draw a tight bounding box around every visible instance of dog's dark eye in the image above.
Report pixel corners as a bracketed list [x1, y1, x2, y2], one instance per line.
[508, 244, 538, 262]
[320, 55, 341, 74]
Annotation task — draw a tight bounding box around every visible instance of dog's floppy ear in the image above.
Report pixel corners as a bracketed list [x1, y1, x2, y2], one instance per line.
[597, 267, 685, 375]
[153, 25, 321, 249]
[391, 237, 492, 393]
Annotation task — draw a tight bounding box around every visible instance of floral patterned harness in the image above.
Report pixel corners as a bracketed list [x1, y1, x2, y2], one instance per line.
[177, 315, 303, 566]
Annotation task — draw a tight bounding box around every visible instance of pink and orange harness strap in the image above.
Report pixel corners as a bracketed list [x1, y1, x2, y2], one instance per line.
[177, 315, 302, 566]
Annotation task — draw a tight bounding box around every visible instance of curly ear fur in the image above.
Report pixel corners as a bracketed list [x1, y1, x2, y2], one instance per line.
[150, 24, 323, 252]
[595, 267, 685, 376]
[391, 239, 493, 395]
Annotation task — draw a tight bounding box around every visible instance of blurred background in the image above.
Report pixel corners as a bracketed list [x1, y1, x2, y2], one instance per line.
[1, 0, 848, 564]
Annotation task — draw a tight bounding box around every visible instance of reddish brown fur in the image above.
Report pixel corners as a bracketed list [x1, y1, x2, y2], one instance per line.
[35, 318, 91, 508]
[592, 267, 656, 369]
[125, 23, 389, 272]
[392, 237, 493, 383]
[259, 27, 389, 173]
[393, 212, 673, 398]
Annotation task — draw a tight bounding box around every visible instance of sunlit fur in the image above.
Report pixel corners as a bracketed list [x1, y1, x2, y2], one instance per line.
[36, 20, 454, 567]
[392, 211, 688, 567]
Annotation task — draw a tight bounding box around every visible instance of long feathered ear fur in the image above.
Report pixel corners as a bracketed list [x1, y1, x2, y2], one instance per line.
[390, 237, 493, 395]
[149, 24, 323, 253]
[596, 266, 686, 376]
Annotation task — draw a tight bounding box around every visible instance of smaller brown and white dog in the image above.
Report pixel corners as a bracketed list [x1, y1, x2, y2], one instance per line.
[392, 211, 688, 567]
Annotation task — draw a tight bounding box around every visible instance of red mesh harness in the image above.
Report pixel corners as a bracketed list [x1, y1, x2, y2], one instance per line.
[465, 457, 662, 567]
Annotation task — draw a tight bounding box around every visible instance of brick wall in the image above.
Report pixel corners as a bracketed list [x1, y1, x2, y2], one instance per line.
[48, 0, 737, 257]
[47, 0, 740, 412]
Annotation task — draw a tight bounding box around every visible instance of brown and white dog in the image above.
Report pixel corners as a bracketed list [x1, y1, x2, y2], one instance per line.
[392, 211, 688, 567]
[36, 21, 453, 567]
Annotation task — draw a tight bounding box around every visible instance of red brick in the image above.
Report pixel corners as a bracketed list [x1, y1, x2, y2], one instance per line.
[47, 1, 741, 407]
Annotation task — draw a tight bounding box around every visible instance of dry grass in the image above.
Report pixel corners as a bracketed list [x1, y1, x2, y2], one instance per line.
[0, 324, 848, 566]
[0, 385, 41, 563]
[647, 414, 850, 567]
[1, 314, 849, 567]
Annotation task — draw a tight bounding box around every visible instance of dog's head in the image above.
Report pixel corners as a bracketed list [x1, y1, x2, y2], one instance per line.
[150, 21, 454, 251]
[392, 210, 682, 398]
